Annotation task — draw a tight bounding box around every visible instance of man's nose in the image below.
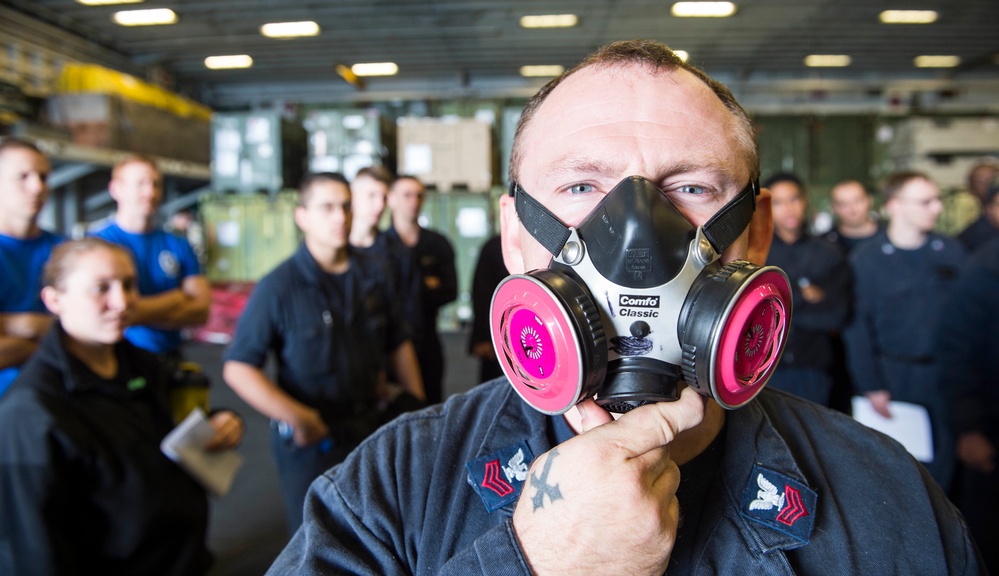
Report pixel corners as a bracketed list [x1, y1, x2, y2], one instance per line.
[27, 173, 48, 193]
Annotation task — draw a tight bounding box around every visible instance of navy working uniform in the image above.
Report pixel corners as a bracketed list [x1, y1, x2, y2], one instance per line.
[223, 243, 409, 531]
[938, 236, 999, 574]
[822, 223, 882, 255]
[844, 229, 966, 490]
[266, 380, 981, 575]
[765, 233, 851, 407]
[387, 225, 457, 405]
[957, 215, 999, 253]
[353, 230, 422, 359]
[0, 229, 63, 395]
[91, 221, 203, 356]
[469, 235, 509, 382]
[0, 322, 211, 576]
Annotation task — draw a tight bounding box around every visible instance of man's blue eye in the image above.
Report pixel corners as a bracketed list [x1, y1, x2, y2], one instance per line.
[569, 183, 594, 194]
[679, 185, 706, 195]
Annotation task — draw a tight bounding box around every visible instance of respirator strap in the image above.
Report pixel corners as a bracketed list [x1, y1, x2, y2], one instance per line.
[512, 182, 572, 257]
[702, 180, 759, 255]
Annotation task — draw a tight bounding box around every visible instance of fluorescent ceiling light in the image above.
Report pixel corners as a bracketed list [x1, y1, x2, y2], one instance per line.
[673, 50, 690, 62]
[260, 21, 320, 38]
[77, 0, 143, 5]
[351, 62, 398, 76]
[520, 14, 578, 28]
[520, 65, 564, 77]
[205, 55, 253, 70]
[914, 55, 960, 68]
[113, 8, 177, 26]
[671, 2, 737, 17]
[804, 54, 851, 67]
[879, 10, 938, 24]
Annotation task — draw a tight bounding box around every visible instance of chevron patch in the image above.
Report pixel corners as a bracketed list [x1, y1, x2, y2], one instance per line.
[740, 464, 817, 544]
[466, 440, 535, 512]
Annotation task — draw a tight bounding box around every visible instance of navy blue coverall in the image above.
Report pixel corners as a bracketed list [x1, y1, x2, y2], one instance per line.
[844, 230, 966, 490]
[266, 380, 981, 575]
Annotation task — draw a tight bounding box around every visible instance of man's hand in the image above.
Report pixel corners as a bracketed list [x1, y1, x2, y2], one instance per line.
[204, 410, 244, 452]
[291, 407, 330, 448]
[957, 432, 995, 474]
[866, 390, 892, 418]
[1, 312, 53, 340]
[799, 282, 825, 304]
[512, 387, 706, 576]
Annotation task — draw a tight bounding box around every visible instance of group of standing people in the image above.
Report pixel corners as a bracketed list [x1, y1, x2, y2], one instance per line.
[762, 161, 999, 572]
[0, 135, 463, 570]
[222, 168, 458, 532]
[0, 138, 242, 574]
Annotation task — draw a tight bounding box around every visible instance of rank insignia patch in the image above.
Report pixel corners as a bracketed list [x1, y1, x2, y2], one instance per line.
[466, 440, 534, 512]
[740, 464, 817, 544]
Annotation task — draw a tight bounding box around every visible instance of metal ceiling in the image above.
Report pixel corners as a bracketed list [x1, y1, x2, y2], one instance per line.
[4, 0, 999, 110]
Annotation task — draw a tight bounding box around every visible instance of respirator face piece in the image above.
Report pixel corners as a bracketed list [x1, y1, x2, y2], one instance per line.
[490, 176, 792, 415]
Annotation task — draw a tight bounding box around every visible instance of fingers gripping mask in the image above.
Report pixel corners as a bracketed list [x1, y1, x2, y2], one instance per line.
[490, 176, 792, 414]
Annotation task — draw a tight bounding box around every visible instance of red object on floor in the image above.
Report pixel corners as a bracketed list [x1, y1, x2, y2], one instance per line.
[190, 282, 256, 344]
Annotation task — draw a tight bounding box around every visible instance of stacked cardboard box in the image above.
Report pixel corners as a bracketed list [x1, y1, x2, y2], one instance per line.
[397, 117, 492, 192]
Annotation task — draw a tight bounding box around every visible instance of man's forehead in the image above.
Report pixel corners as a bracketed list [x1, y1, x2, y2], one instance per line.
[519, 63, 749, 185]
[533, 63, 706, 120]
[0, 148, 47, 169]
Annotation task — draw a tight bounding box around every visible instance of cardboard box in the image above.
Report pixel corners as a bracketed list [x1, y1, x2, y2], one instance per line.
[397, 118, 493, 191]
[47, 93, 210, 163]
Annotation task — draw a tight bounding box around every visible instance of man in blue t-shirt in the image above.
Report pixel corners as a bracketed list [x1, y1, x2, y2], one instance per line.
[0, 138, 63, 396]
[91, 155, 210, 359]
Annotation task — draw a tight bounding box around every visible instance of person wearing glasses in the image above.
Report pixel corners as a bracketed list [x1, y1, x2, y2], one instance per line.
[844, 171, 966, 492]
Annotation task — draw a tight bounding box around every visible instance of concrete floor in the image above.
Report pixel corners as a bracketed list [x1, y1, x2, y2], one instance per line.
[194, 329, 481, 575]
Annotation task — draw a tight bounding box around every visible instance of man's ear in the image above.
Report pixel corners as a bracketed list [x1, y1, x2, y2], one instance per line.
[747, 187, 774, 265]
[293, 205, 307, 232]
[498, 194, 526, 274]
[40, 286, 61, 316]
[107, 179, 121, 204]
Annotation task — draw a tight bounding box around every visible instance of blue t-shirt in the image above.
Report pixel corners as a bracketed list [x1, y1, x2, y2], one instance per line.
[91, 222, 202, 355]
[0, 230, 64, 395]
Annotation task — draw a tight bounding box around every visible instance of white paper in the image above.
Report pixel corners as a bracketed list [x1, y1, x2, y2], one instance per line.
[851, 397, 934, 462]
[161, 408, 243, 497]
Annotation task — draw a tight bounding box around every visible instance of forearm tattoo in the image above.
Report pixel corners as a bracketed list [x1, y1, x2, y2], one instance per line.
[529, 448, 564, 511]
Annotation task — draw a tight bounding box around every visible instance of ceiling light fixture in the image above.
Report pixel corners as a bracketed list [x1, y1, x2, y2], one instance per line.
[671, 2, 737, 18]
[914, 55, 961, 68]
[804, 54, 851, 67]
[260, 21, 320, 38]
[520, 65, 565, 77]
[673, 50, 690, 62]
[112, 8, 177, 26]
[205, 55, 253, 70]
[351, 62, 398, 76]
[879, 10, 938, 24]
[76, 0, 143, 5]
[519, 14, 579, 28]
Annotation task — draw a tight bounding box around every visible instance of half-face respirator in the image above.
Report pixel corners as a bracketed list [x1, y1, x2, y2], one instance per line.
[490, 176, 792, 414]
